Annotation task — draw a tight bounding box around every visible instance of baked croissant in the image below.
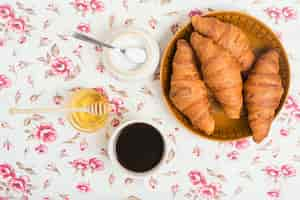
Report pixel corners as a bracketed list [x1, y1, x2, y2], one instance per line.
[190, 32, 243, 119]
[244, 50, 284, 143]
[170, 39, 215, 134]
[192, 16, 255, 71]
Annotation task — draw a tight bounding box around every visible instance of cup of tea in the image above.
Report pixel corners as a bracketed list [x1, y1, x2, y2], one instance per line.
[108, 119, 168, 178]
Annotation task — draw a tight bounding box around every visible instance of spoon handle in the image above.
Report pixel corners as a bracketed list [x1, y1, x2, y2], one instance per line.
[72, 32, 116, 49]
[9, 107, 87, 115]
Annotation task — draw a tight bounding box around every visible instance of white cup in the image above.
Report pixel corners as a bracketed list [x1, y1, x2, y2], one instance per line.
[108, 119, 168, 179]
[102, 27, 160, 81]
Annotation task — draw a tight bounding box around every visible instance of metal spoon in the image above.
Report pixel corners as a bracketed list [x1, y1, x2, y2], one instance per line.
[72, 32, 146, 64]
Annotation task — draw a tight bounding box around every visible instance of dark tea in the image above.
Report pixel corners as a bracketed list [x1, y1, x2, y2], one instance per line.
[116, 123, 165, 173]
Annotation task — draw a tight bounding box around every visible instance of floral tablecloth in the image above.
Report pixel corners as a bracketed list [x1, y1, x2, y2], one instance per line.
[0, 0, 300, 199]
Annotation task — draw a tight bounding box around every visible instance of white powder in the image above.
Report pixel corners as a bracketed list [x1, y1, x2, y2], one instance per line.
[108, 34, 148, 72]
[124, 47, 146, 64]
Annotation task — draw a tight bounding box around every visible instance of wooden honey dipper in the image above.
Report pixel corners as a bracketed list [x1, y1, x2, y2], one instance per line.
[9, 102, 109, 116]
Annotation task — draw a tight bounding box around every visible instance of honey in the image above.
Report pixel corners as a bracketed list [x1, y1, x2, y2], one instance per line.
[68, 88, 109, 133]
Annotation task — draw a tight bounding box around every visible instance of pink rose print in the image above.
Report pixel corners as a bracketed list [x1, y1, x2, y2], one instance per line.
[57, 117, 65, 126]
[122, 0, 128, 10]
[7, 17, 26, 32]
[36, 124, 57, 143]
[100, 148, 108, 157]
[263, 164, 296, 183]
[108, 173, 115, 185]
[264, 7, 281, 23]
[279, 128, 289, 136]
[148, 17, 157, 29]
[110, 97, 124, 115]
[0, 164, 15, 179]
[148, 176, 157, 189]
[0, 4, 14, 19]
[264, 166, 281, 179]
[282, 7, 297, 21]
[73, 44, 82, 58]
[76, 182, 91, 192]
[192, 145, 201, 157]
[227, 150, 239, 160]
[88, 158, 104, 172]
[90, 0, 105, 12]
[26, 75, 34, 88]
[51, 57, 72, 75]
[281, 165, 296, 177]
[0, 38, 5, 47]
[235, 139, 250, 150]
[0, 74, 11, 90]
[94, 87, 106, 95]
[188, 8, 203, 17]
[79, 139, 88, 151]
[72, 0, 89, 13]
[9, 176, 29, 193]
[3, 139, 13, 151]
[70, 159, 89, 171]
[284, 96, 300, 120]
[187, 171, 223, 200]
[111, 118, 120, 127]
[0, 5, 31, 45]
[264, 7, 297, 23]
[0, 121, 13, 129]
[285, 96, 298, 110]
[35, 144, 48, 154]
[60, 149, 69, 158]
[188, 170, 207, 186]
[198, 183, 221, 199]
[77, 23, 90, 33]
[124, 177, 133, 185]
[96, 64, 105, 73]
[18, 36, 26, 44]
[291, 109, 300, 120]
[53, 94, 64, 105]
[171, 184, 179, 197]
[267, 189, 280, 198]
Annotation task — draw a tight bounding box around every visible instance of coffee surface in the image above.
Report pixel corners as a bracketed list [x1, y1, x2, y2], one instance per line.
[116, 123, 164, 172]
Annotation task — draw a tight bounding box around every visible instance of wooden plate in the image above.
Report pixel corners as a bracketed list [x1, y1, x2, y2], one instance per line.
[160, 11, 290, 141]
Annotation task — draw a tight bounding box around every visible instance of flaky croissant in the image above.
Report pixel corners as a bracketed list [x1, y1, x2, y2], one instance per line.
[244, 50, 284, 143]
[192, 16, 255, 71]
[170, 39, 215, 134]
[190, 32, 243, 119]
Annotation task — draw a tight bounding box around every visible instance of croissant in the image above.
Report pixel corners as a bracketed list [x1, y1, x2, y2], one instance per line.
[192, 16, 255, 71]
[170, 39, 215, 134]
[244, 50, 284, 143]
[190, 32, 243, 119]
